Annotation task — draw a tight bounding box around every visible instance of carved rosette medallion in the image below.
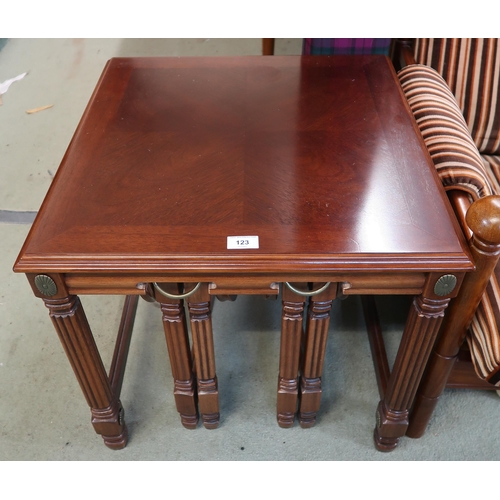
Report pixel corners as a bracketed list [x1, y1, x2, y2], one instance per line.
[34, 274, 58, 296]
[433, 274, 457, 297]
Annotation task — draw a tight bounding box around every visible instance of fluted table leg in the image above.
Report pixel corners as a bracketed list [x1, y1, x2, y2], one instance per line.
[155, 283, 199, 429]
[188, 283, 219, 429]
[44, 293, 128, 449]
[299, 284, 336, 428]
[374, 274, 458, 451]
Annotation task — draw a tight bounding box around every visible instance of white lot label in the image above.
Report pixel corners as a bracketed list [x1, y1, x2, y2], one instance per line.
[227, 236, 259, 249]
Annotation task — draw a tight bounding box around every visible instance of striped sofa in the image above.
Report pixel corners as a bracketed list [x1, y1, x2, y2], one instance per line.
[396, 39, 500, 386]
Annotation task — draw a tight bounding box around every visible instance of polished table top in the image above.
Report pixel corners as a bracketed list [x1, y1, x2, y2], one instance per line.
[14, 56, 472, 275]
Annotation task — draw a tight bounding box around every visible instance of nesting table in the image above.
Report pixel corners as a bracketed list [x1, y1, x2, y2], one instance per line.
[14, 56, 473, 451]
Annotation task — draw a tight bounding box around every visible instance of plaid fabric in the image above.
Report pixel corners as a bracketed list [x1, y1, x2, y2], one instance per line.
[398, 63, 500, 386]
[303, 38, 392, 56]
[414, 39, 500, 156]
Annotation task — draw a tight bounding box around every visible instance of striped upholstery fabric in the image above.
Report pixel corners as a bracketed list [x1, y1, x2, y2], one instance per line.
[414, 39, 500, 156]
[482, 154, 500, 189]
[398, 64, 494, 199]
[469, 267, 500, 384]
[398, 63, 500, 386]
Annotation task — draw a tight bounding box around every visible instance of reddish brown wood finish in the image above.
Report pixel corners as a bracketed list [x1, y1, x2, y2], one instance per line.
[374, 274, 454, 451]
[188, 283, 220, 429]
[14, 57, 474, 450]
[262, 38, 275, 55]
[298, 283, 337, 428]
[109, 295, 138, 397]
[278, 284, 307, 427]
[41, 286, 128, 449]
[361, 295, 391, 398]
[154, 283, 199, 429]
[14, 57, 471, 273]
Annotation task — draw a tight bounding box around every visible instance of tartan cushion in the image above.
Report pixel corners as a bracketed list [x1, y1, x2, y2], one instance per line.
[398, 64, 494, 199]
[414, 39, 500, 156]
[302, 38, 391, 56]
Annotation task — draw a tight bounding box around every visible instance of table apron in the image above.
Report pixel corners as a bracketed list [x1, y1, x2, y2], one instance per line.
[60, 272, 428, 296]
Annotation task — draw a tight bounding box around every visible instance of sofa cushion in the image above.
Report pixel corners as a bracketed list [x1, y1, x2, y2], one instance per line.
[414, 39, 500, 156]
[398, 64, 494, 199]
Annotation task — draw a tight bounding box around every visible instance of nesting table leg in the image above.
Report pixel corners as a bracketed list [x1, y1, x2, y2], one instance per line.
[299, 285, 336, 428]
[155, 284, 199, 429]
[277, 285, 306, 427]
[188, 284, 220, 429]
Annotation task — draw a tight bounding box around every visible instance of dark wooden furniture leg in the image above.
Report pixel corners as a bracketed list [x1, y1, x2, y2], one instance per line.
[277, 284, 306, 427]
[407, 196, 500, 438]
[154, 283, 199, 429]
[109, 295, 139, 399]
[361, 295, 391, 398]
[262, 38, 275, 55]
[30, 272, 129, 450]
[298, 283, 336, 428]
[374, 273, 459, 451]
[188, 283, 219, 429]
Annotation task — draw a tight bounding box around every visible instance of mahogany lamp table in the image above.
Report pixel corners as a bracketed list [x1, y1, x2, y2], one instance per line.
[14, 56, 473, 451]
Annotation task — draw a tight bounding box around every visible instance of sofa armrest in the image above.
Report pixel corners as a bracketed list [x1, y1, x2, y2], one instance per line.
[398, 64, 493, 200]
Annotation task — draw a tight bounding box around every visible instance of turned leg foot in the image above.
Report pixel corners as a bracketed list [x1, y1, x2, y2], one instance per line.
[174, 378, 199, 429]
[201, 413, 220, 429]
[298, 377, 322, 428]
[91, 400, 129, 450]
[102, 426, 129, 450]
[373, 401, 407, 452]
[197, 377, 220, 429]
[373, 429, 399, 452]
[277, 377, 299, 428]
